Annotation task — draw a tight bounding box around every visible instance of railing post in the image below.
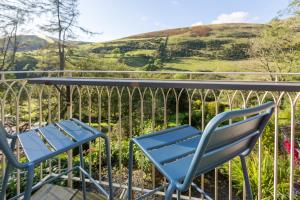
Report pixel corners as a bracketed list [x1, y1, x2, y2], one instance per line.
[66, 86, 73, 188]
[273, 102, 279, 200]
[289, 101, 296, 200]
[68, 71, 73, 77]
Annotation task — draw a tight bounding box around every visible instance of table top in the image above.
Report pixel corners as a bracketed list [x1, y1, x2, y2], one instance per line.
[27, 77, 300, 92]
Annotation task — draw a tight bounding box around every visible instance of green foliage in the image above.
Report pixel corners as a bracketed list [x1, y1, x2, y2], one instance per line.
[262, 122, 275, 153]
[14, 56, 38, 76]
[169, 38, 234, 58]
[227, 31, 257, 39]
[249, 19, 300, 75]
[222, 43, 250, 60]
[155, 36, 169, 65]
[144, 58, 163, 71]
[286, 0, 300, 16]
[179, 39, 206, 50]
[92, 39, 160, 54]
[191, 100, 227, 128]
[111, 47, 121, 55]
[111, 138, 131, 166]
[221, 153, 296, 199]
[117, 53, 125, 64]
[206, 39, 232, 50]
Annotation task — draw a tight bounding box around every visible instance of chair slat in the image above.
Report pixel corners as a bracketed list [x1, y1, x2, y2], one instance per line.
[136, 125, 200, 150]
[198, 137, 252, 174]
[57, 120, 93, 141]
[71, 118, 101, 135]
[207, 114, 265, 152]
[18, 130, 51, 161]
[149, 135, 201, 164]
[38, 124, 74, 150]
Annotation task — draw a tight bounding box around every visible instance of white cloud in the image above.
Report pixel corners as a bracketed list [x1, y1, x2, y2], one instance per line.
[191, 21, 204, 27]
[212, 11, 250, 24]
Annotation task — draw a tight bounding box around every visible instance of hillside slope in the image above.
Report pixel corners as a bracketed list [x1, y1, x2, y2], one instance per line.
[84, 23, 264, 71]
[14, 23, 266, 72]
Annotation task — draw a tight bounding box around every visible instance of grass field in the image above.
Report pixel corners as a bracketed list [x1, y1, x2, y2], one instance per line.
[163, 57, 261, 72]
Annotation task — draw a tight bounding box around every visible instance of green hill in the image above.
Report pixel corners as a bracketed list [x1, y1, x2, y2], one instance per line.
[84, 23, 265, 72]
[0, 35, 52, 52]
[14, 23, 267, 72]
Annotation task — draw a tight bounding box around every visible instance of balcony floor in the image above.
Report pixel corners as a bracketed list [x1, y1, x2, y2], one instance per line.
[31, 184, 105, 200]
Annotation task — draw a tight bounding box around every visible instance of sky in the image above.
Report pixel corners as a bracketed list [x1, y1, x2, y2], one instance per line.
[31, 0, 291, 42]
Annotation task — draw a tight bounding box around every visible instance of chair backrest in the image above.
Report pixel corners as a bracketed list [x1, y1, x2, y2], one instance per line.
[0, 124, 21, 168]
[182, 102, 275, 189]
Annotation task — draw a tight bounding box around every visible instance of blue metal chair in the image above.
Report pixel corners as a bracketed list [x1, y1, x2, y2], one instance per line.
[0, 118, 113, 200]
[128, 102, 275, 200]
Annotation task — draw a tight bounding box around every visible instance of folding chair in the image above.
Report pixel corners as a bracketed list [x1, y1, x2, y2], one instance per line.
[128, 102, 275, 200]
[0, 118, 113, 200]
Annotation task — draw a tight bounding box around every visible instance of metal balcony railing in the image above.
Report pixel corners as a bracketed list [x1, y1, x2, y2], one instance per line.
[0, 70, 300, 200]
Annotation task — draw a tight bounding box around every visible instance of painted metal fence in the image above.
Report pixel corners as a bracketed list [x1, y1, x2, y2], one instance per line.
[0, 70, 300, 200]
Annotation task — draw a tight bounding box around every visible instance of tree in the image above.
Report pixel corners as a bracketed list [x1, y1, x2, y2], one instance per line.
[249, 19, 300, 80]
[155, 36, 169, 64]
[0, 0, 33, 70]
[15, 56, 38, 78]
[249, 0, 300, 80]
[284, 0, 300, 16]
[40, 0, 96, 70]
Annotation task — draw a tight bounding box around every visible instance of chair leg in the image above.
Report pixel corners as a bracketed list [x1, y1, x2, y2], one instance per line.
[128, 140, 134, 200]
[24, 164, 34, 200]
[79, 145, 87, 200]
[104, 136, 113, 200]
[0, 163, 12, 199]
[165, 184, 175, 200]
[176, 190, 181, 200]
[240, 156, 253, 200]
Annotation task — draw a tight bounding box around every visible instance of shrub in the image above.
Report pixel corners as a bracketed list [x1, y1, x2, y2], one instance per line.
[144, 58, 163, 71]
[111, 47, 121, 55]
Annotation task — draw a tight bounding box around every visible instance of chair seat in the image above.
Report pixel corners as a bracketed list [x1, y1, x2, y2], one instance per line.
[133, 125, 201, 182]
[18, 119, 103, 162]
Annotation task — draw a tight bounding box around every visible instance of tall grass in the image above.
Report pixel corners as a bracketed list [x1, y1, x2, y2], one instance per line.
[221, 152, 299, 199]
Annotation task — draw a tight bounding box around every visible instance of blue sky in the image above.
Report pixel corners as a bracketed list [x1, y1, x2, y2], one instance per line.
[32, 0, 291, 42]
